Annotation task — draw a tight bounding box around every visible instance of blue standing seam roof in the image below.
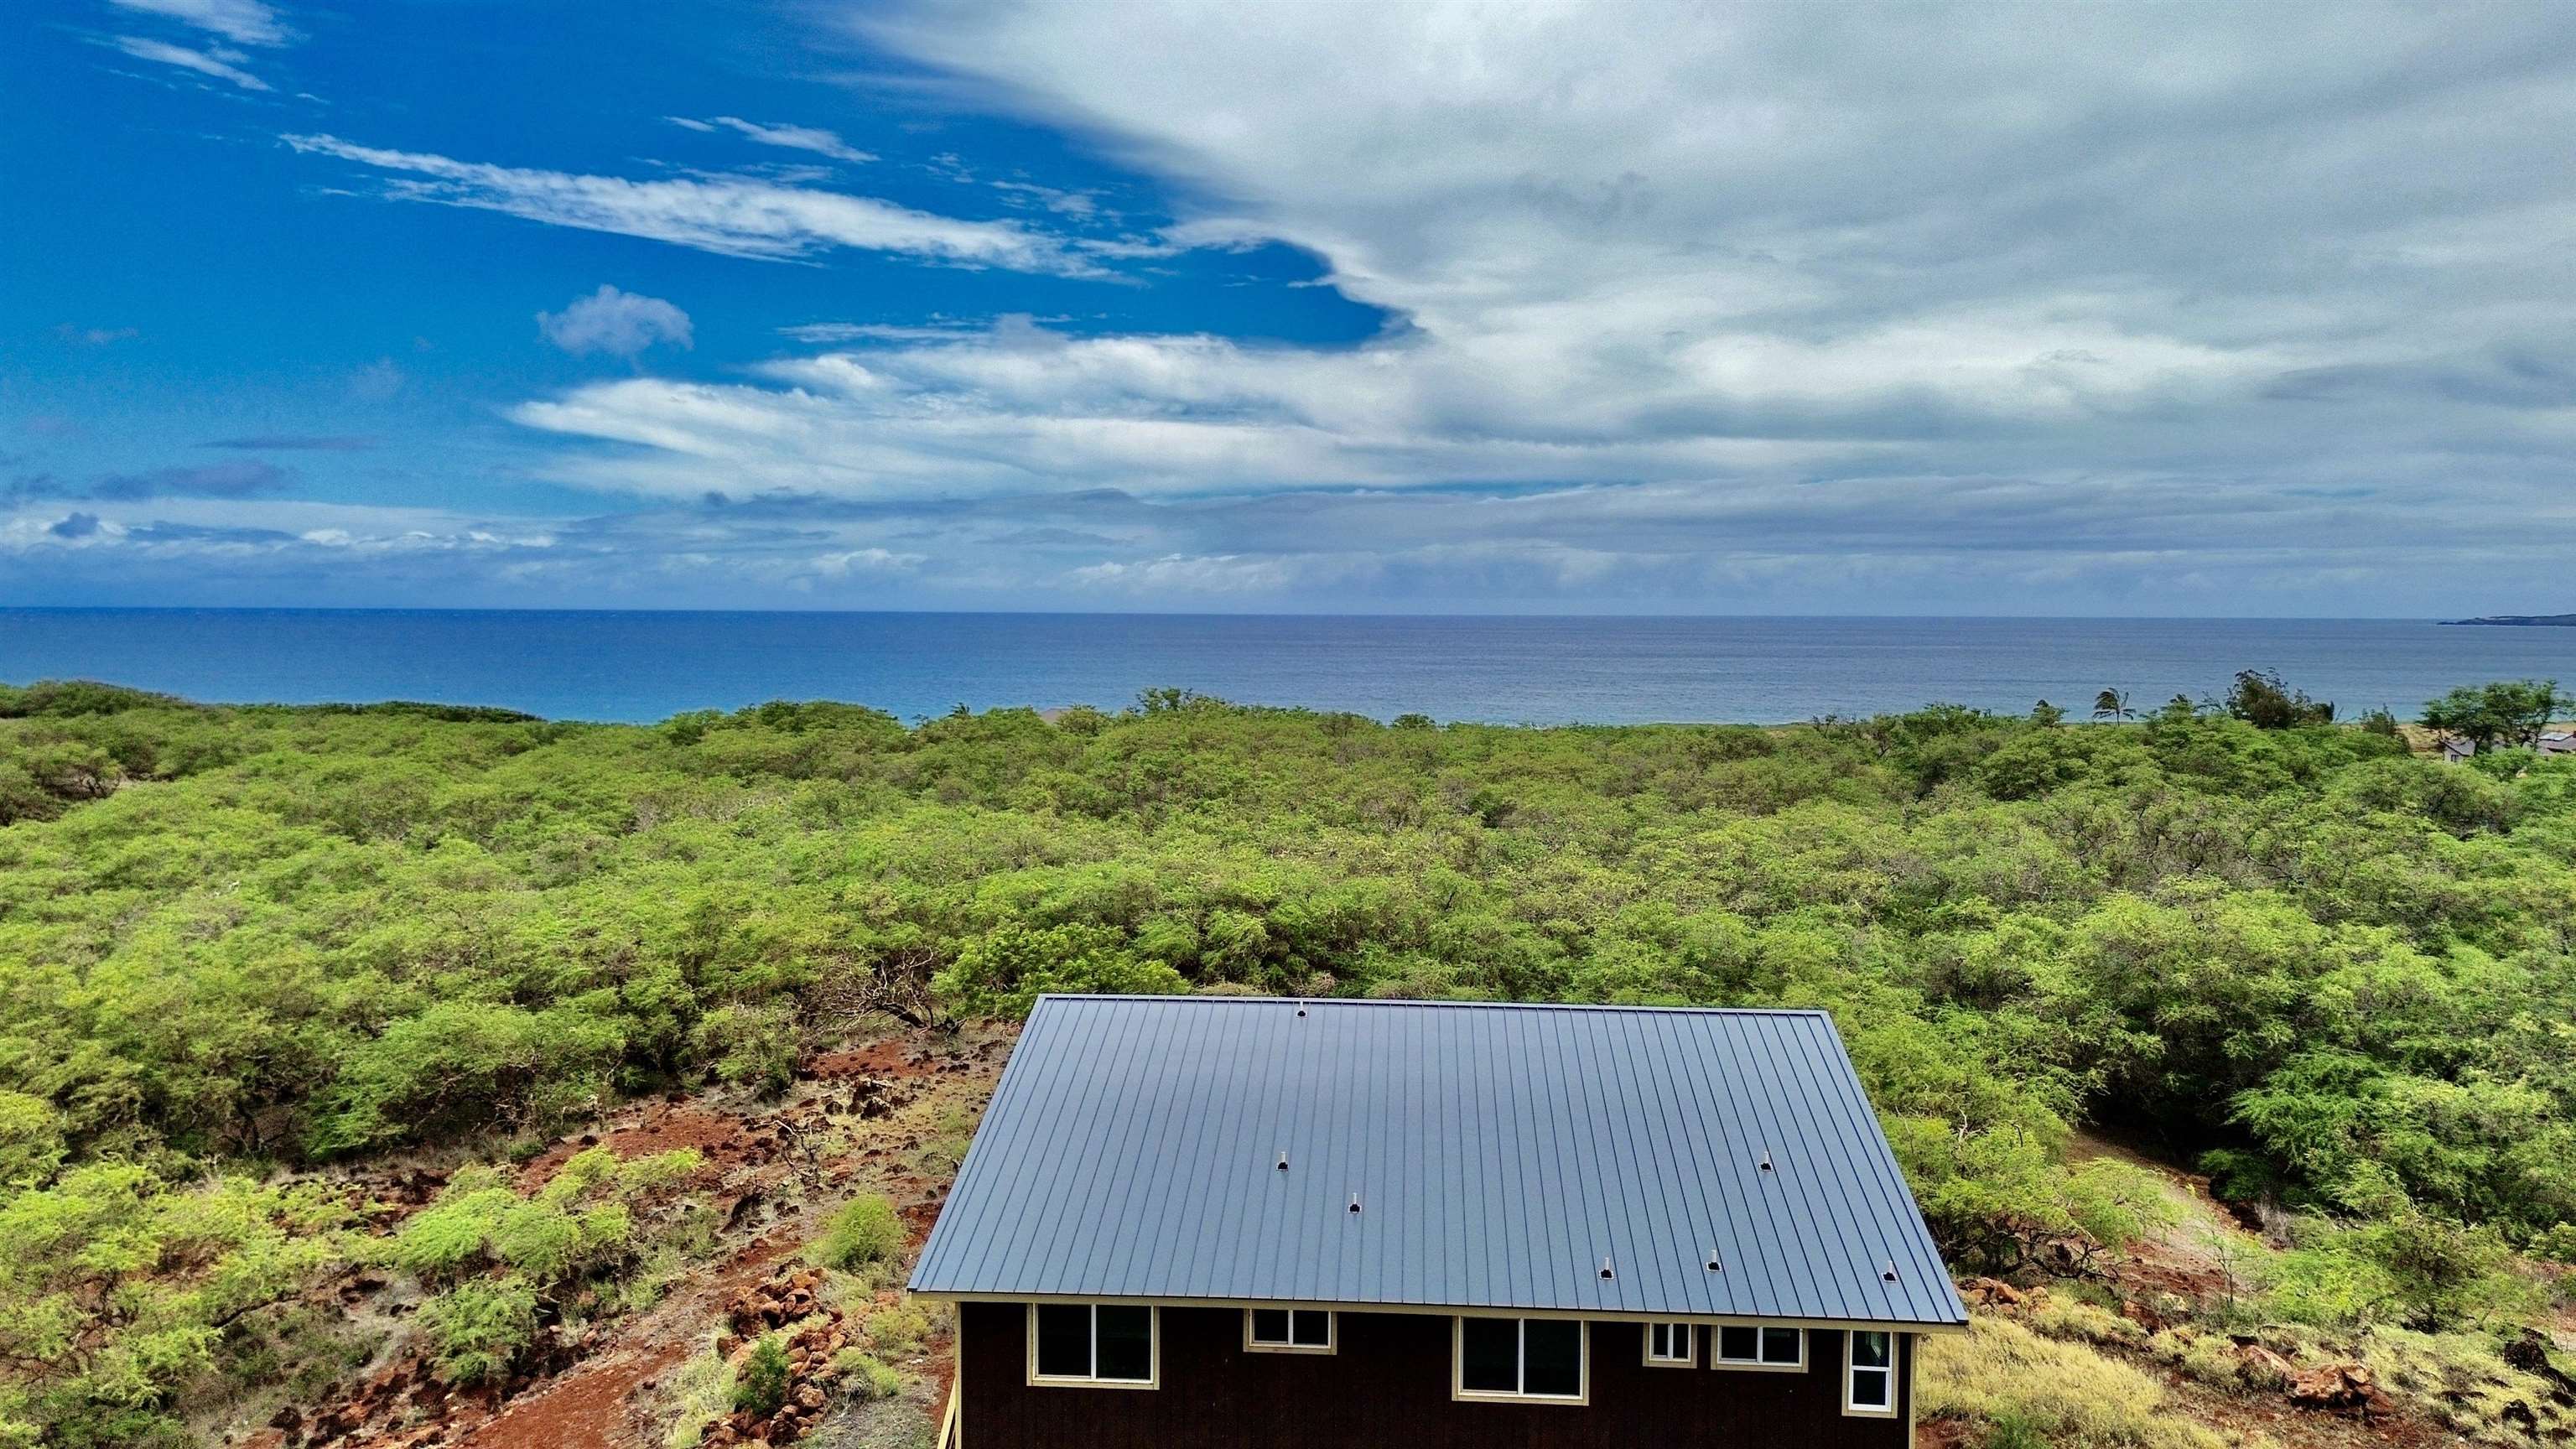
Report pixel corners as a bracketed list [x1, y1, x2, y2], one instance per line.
[908, 995, 1967, 1327]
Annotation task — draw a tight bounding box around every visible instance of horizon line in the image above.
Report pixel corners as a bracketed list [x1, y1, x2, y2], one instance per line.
[0, 604, 2501, 624]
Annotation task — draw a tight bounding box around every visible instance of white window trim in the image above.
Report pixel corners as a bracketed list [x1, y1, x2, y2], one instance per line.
[1451, 1315, 1590, 1405]
[1025, 1303, 1160, 1389]
[1243, 1306, 1337, 1355]
[1842, 1329, 1898, 1418]
[1711, 1321, 1807, 1372]
[1642, 1320, 1695, 1368]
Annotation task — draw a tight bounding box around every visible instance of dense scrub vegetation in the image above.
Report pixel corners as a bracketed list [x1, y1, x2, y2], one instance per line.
[2, 677, 2572, 1443]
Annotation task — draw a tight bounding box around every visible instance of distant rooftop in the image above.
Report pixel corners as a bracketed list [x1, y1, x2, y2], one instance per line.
[909, 995, 1966, 1327]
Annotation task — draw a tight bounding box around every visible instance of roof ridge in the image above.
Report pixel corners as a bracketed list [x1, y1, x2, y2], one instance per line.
[1033, 994, 1830, 1018]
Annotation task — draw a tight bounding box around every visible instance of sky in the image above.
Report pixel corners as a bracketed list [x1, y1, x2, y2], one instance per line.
[6, 0, 2576, 616]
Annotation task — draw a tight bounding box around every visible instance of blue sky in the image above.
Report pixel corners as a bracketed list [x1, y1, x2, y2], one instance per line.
[7, 1, 2576, 614]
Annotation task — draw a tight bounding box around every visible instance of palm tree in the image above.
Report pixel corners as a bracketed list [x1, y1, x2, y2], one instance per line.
[2091, 688, 2132, 722]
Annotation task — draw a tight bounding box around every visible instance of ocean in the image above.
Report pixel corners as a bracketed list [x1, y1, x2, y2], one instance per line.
[3, 610, 2572, 726]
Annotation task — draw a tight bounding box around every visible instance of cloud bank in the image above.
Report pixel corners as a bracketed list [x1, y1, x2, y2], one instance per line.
[483, 0, 2576, 609]
[41, 2, 2576, 614]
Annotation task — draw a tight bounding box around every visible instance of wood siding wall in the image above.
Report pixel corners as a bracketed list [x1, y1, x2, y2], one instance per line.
[957, 1303, 1914, 1449]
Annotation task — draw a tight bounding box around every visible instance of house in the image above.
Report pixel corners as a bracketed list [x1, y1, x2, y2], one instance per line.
[2444, 732, 2574, 761]
[908, 995, 1966, 1447]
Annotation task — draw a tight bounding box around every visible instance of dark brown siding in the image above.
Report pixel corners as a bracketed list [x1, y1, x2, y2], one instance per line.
[958, 1303, 1915, 1449]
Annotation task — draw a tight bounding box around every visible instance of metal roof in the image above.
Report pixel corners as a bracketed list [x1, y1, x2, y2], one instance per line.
[909, 995, 1966, 1327]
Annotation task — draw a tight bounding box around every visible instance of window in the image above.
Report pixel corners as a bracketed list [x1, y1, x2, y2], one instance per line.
[1245, 1307, 1335, 1353]
[1644, 1321, 1693, 1366]
[1845, 1330, 1896, 1416]
[1713, 1322, 1804, 1369]
[1027, 1304, 1157, 1388]
[1454, 1317, 1587, 1403]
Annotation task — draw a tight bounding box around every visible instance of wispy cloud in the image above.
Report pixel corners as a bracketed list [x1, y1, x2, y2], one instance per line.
[201, 434, 378, 451]
[776, 320, 985, 344]
[108, 0, 293, 47]
[538, 284, 693, 358]
[55, 325, 139, 346]
[111, 35, 271, 91]
[92, 460, 292, 501]
[989, 179, 1098, 217]
[348, 357, 405, 402]
[670, 115, 875, 164]
[281, 133, 1104, 273]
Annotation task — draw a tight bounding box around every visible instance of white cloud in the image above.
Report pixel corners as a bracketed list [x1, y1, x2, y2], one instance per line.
[671, 115, 875, 164]
[538, 285, 693, 358]
[112, 35, 270, 91]
[810, 547, 926, 576]
[283, 134, 1099, 273]
[108, 0, 293, 47]
[349, 357, 405, 402]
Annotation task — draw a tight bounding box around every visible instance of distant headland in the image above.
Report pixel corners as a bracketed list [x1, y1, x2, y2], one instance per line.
[2441, 614, 2576, 626]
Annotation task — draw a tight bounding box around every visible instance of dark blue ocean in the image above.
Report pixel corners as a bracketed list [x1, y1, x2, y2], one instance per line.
[3, 610, 2573, 725]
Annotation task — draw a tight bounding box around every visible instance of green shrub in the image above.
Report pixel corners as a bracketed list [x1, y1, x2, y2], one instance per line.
[1982, 1412, 2049, 1449]
[390, 1150, 693, 1286]
[733, 1334, 790, 1420]
[418, 1277, 538, 1384]
[864, 1297, 934, 1355]
[813, 1194, 905, 1272]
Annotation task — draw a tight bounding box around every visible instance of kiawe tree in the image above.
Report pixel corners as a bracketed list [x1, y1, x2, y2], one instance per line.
[2222, 669, 2334, 729]
[2420, 679, 2570, 752]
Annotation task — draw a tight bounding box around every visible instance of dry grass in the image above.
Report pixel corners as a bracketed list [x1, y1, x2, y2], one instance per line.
[2028, 1292, 2148, 1348]
[659, 1337, 736, 1449]
[1921, 1317, 2262, 1449]
[2335, 1327, 2576, 1447]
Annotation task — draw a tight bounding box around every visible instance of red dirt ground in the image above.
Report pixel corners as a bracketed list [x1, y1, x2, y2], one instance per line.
[518, 1107, 758, 1190]
[805, 1038, 917, 1079]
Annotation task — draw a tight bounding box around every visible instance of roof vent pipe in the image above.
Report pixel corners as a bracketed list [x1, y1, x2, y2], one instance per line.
[1348, 1192, 1363, 1215]
[1758, 1151, 1774, 1173]
[1882, 1259, 1900, 1284]
[1276, 1151, 1290, 1171]
[1598, 1256, 1616, 1280]
[1706, 1248, 1724, 1273]
[1296, 1001, 1308, 1018]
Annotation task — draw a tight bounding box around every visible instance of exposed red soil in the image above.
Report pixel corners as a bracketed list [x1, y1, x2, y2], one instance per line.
[805, 1038, 917, 1078]
[519, 1107, 760, 1189]
[451, 1343, 688, 1449]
